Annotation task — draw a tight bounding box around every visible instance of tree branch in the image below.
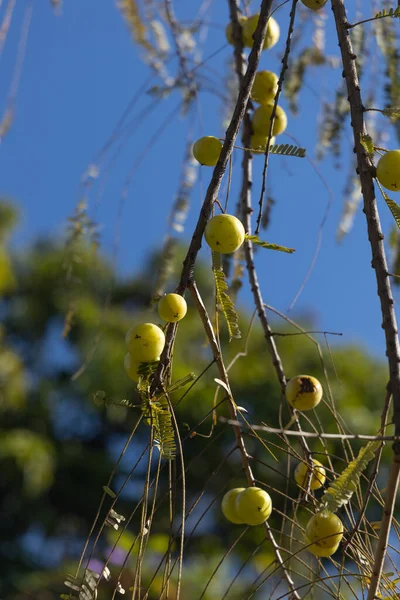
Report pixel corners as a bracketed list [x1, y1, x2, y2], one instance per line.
[331, 0, 400, 449]
[331, 0, 400, 597]
[151, 0, 275, 394]
[189, 280, 301, 600]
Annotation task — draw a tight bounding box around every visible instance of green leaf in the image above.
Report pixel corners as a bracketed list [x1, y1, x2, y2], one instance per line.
[212, 252, 241, 341]
[269, 143, 306, 158]
[360, 133, 374, 157]
[381, 106, 400, 120]
[375, 6, 400, 19]
[103, 485, 117, 498]
[319, 441, 379, 514]
[165, 373, 196, 395]
[379, 188, 400, 229]
[245, 235, 295, 254]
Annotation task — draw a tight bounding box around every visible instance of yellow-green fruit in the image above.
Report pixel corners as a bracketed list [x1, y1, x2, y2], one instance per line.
[251, 133, 276, 153]
[252, 104, 287, 136]
[125, 323, 165, 362]
[306, 541, 340, 557]
[301, 0, 328, 9]
[204, 214, 245, 254]
[225, 16, 247, 45]
[376, 150, 400, 192]
[192, 136, 222, 167]
[251, 71, 279, 105]
[305, 512, 344, 555]
[158, 293, 187, 323]
[235, 487, 272, 526]
[243, 14, 280, 50]
[221, 488, 246, 524]
[124, 353, 141, 381]
[285, 375, 323, 411]
[294, 459, 326, 490]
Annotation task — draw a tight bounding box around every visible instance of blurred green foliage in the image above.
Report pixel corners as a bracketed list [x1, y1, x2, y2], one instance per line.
[0, 200, 390, 599]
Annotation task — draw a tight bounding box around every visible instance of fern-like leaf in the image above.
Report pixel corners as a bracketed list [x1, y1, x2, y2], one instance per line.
[245, 234, 295, 254]
[319, 441, 379, 513]
[165, 373, 195, 395]
[212, 252, 241, 340]
[381, 105, 400, 119]
[269, 143, 306, 158]
[150, 396, 176, 460]
[375, 7, 400, 19]
[360, 133, 374, 157]
[378, 187, 400, 229]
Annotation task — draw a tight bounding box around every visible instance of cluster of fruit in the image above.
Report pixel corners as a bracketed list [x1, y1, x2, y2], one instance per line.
[222, 374, 344, 557]
[124, 294, 187, 382]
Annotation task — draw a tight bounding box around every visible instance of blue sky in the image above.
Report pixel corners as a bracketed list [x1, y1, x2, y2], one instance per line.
[1, 0, 398, 360]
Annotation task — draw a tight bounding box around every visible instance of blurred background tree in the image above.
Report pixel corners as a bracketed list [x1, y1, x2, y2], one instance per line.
[0, 199, 390, 599]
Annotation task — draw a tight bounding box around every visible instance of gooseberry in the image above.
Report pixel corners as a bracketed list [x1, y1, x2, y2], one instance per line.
[225, 16, 247, 45]
[192, 136, 223, 166]
[251, 71, 279, 105]
[294, 458, 326, 490]
[376, 150, 400, 192]
[301, 0, 328, 8]
[221, 488, 246, 524]
[235, 487, 272, 526]
[252, 104, 287, 136]
[125, 323, 165, 362]
[158, 293, 187, 323]
[242, 14, 280, 50]
[251, 133, 276, 153]
[204, 214, 245, 254]
[285, 375, 323, 411]
[305, 511, 344, 555]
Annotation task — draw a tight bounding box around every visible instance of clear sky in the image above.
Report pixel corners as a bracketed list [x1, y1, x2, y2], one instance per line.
[1, 0, 398, 360]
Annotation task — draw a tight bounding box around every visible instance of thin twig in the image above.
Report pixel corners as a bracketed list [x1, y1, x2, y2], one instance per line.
[344, 387, 392, 550]
[255, 0, 299, 235]
[189, 280, 301, 600]
[366, 455, 400, 600]
[220, 417, 399, 442]
[151, 0, 275, 395]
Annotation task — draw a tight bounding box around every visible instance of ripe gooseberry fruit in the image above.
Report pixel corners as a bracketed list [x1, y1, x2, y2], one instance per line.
[204, 214, 245, 254]
[125, 323, 165, 362]
[124, 353, 160, 382]
[124, 353, 141, 381]
[285, 375, 323, 411]
[376, 150, 400, 192]
[251, 71, 279, 105]
[235, 487, 272, 526]
[192, 136, 222, 166]
[305, 512, 344, 556]
[225, 15, 247, 45]
[221, 488, 246, 524]
[158, 293, 187, 323]
[301, 0, 328, 8]
[251, 133, 276, 153]
[294, 459, 326, 490]
[252, 104, 287, 136]
[242, 14, 280, 50]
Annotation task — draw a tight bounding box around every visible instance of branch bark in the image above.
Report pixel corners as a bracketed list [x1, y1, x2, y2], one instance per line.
[331, 0, 400, 597]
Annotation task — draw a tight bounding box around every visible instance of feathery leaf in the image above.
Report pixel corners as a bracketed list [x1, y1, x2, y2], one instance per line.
[212, 252, 241, 340]
[245, 235, 295, 254]
[269, 143, 306, 158]
[319, 441, 379, 513]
